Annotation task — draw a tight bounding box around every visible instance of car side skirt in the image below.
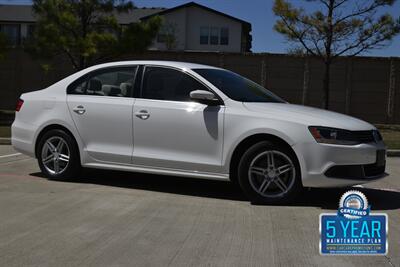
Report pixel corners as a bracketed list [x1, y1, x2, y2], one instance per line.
[83, 162, 230, 181]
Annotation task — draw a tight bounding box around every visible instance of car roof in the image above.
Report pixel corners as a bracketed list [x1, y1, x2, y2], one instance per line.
[90, 60, 221, 70]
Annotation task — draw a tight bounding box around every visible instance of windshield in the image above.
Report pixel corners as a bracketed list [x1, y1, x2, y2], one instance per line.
[193, 68, 286, 103]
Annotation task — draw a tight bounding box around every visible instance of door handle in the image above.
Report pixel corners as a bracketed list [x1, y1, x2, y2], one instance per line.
[135, 110, 150, 120]
[73, 105, 86, 115]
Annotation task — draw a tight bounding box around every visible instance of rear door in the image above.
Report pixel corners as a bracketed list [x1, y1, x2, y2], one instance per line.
[67, 66, 137, 164]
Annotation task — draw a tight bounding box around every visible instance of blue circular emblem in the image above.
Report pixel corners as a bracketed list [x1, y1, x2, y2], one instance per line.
[338, 190, 370, 219]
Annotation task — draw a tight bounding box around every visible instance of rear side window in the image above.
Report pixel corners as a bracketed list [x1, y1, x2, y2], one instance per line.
[68, 66, 137, 97]
[141, 66, 208, 101]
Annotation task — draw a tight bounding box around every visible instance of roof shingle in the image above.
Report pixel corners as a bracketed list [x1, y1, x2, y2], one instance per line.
[0, 5, 164, 24]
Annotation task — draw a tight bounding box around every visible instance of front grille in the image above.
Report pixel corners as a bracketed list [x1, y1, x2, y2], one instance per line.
[364, 164, 385, 177]
[325, 162, 385, 179]
[352, 130, 375, 143]
[325, 165, 364, 179]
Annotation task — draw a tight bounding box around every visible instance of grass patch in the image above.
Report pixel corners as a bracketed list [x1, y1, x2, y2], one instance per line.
[379, 128, 400, 149]
[0, 126, 11, 138]
[375, 124, 400, 131]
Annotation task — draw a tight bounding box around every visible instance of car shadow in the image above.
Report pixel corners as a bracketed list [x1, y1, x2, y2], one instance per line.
[30, 169, 400, 210]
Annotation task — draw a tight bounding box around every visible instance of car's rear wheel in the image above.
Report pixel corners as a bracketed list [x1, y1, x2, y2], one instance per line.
[238, 141, 302, 204]
[37, 129, 81, 180]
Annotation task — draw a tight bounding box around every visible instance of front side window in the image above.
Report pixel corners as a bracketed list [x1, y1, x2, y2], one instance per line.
[68, 67, 137, 97]
[200, 26, 209, 45]
[141, 66, 208, 102]
[193, 68, 285, 103]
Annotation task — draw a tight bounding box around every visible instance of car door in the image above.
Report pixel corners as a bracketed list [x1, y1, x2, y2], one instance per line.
[132, 66, 225, 174]
[67, 66, 137, 164]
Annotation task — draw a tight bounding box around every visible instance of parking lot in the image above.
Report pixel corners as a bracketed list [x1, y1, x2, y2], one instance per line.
[0, 145, 399, 267]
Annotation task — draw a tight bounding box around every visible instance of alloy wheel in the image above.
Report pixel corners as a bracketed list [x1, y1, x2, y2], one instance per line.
[248, 150, 296, 198]
[41, 136, 70, 175]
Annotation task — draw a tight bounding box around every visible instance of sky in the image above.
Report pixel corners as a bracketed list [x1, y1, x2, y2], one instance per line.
[1, 0, 399, 57]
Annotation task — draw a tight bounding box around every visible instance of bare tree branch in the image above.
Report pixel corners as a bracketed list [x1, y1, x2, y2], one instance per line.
[273, 0, 400, 109]
[278, 15, 319, 56]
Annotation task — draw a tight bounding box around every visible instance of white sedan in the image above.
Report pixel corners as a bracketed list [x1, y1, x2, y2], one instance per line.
[11, 61, 387, 204]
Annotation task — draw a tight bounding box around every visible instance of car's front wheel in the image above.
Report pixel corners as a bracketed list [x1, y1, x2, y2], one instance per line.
[238, 141, 302, 204]
[37, 129, 81, 180]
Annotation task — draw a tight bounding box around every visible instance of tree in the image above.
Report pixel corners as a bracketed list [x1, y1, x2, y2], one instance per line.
[29, 0, 161, 70]
[273, 0, 400, 109]
[161, 21, 178, 50]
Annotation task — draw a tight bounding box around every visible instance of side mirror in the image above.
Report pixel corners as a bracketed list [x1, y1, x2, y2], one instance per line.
[190, 90, 221, 105]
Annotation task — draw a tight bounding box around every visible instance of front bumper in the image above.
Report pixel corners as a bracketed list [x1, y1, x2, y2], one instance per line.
[293, 140, 387, 188]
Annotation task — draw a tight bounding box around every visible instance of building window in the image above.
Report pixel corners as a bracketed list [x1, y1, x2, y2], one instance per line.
[200, 26, 229, 46]
[220, 28, 229, 45]
[0, 24, 20, 46]
[157, 33, 167, 43]
[210, 27, 219, 45]
[27, 24, 36, 40]
[200, 27, 209, 45]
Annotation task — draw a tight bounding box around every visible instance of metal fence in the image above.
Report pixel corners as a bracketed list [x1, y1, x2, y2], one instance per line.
[0, 49, 399, 124]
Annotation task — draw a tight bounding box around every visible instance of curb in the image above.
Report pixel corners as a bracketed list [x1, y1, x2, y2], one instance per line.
[387, 150, 400, 157]
[1, 137, 399, 157]
[0, 138, 11, 145]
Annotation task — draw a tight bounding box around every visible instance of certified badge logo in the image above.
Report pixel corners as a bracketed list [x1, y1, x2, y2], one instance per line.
[338, 191, 370, 219]
[320, 190, 388, 255]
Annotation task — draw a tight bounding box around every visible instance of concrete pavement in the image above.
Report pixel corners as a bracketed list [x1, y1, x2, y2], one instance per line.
[0, 145, 399, 267]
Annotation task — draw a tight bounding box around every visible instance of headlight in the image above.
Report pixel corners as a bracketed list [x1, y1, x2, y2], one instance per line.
[308, 126, 361, 145]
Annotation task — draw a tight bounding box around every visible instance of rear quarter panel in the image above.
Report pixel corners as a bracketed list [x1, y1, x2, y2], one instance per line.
[12, 86, 85, 161]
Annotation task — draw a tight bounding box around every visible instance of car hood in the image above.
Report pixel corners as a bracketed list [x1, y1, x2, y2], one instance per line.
[242, 102, 375, 131]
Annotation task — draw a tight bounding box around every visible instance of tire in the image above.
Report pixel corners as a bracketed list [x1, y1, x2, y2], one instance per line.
[238, 141, 302, 204]
[37, 129, 81, 180]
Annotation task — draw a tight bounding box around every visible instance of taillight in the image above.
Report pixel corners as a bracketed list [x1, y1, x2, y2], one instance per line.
[16, 99, 24, 112]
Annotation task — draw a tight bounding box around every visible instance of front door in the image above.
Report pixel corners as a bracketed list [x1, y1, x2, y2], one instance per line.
[132, 66, 225, 173]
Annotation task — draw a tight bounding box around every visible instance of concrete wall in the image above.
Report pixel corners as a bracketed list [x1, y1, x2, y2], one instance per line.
[0, 49, 399, 124]
[150, 6, 243, 52]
